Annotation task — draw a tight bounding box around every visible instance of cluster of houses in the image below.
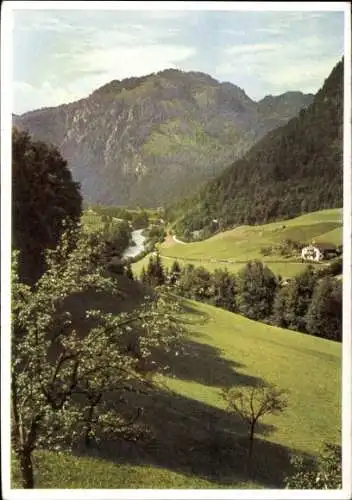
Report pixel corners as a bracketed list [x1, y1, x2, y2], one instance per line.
[301, 242, 342, 262]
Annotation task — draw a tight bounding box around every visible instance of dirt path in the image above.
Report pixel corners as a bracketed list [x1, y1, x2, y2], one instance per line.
[163, 234, 188, 248]
[160, 254, 316, 267]
[173, 235, 187, 245]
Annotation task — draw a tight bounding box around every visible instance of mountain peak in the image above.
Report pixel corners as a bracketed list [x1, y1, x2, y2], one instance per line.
[90, 74, 152, 99]
[14, 68, 314, 207]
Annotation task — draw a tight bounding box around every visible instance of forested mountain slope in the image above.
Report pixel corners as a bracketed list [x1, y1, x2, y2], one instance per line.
[171, 59, 343, 239]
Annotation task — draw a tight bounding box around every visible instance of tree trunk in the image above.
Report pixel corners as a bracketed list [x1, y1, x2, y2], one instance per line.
[84, 394, 101, 448]
[84, 407, 94, 448]
[248, 424, 255, 459]
[247, 423, 255, 477]
[19, 448, 34, 489]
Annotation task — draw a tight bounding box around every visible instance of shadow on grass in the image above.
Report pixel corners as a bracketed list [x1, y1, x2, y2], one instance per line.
[154, 337, 261, 389]
[179, 302, 212, 326]
[61, 290, 308, 488]
[73, 381, 306, 489]
[63, 274, 149, 314]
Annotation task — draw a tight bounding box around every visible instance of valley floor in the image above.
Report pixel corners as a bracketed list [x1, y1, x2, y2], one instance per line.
[133, 208, 343, 279]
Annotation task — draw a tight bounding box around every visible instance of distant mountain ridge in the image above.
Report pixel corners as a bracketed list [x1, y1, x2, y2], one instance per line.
[13, 68, 313, 207]
[171, 60, 343, 239]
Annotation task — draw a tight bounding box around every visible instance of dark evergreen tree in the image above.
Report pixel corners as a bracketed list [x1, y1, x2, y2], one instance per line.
[212, 268, 237, 312]
[12, 128, 82, 285]
[145, 252, 166, 287]
[153, 252, 166, 286]
[169, 260, 182, 285]
[176, 263, 195, 296]
[145, 256, 155, 284]
[140, 266, 147, 285]
[170, 59, 343, 239]
[272, 285, 293, 328]
[288, 266, 318, 331]
[305, 277, 342, 341]
[125, 262, 134, 281]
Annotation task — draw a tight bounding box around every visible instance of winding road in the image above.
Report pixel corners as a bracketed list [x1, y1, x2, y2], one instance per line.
[154, 233, 317, 272]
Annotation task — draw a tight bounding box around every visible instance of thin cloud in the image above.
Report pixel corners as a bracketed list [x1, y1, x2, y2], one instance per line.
[66, 44, 197, 80]
[47, 19, 197, 83]
[266, 58, 339, 88]
[215, 33, 342, 98]
[14, 81, 81, 112]
[255, 27, 287, 35]
[11, 9, 344, 113]
[226, 43, 278, 55]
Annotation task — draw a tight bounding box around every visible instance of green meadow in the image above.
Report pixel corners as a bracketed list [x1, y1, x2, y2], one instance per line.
[12, 299, 341, 489]
[132, 253, 313, 279]
[160, 299, 341, 456]
[133, 208, 342, 278]
[11, 450, 234, 489]
[81, 212, 106, 232]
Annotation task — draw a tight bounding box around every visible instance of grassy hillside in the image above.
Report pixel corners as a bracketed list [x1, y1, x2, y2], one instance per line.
[133, 208, 342, 278]
[159, 300, 341, 455]
[12, 299, 341, 489]
[11, 450, 238, 489]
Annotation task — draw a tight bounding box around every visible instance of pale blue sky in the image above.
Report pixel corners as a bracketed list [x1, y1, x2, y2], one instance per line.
[12, 8, 344, 114]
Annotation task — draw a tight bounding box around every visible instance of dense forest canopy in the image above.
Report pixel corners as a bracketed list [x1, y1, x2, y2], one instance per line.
[170, 59, 343, 239]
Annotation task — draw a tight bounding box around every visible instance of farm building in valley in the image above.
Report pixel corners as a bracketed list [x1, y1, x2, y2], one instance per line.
[301, 243, 342, 262]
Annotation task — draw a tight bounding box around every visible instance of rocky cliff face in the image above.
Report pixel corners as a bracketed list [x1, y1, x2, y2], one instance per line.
[14, 69, 313, 207]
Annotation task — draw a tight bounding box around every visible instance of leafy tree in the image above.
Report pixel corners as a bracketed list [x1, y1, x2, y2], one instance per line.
[102, 220, 132, 259]
[272, 284, 294, 328]
[283, 266, 318, 332]
[284, 443, 342, 489]
[183, 228, 192, 242]
[146, 224, 167, 246]
[235, 261, 278, 320]
[106, 258, 125, 276]
[211, 268, 237, 312]
[325, 257, 343, 277]
[131, 210, 149, 230]
[222, 383, 288, 470]
[177, 265, 213, 302]
[11, 229, 183, 488]
[191, 266, 213, 302]
[12, 128, 82, 285]
[92, 205, 133, 221]
[305, 277, 342, 341]
[175, 263, 195, 294]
